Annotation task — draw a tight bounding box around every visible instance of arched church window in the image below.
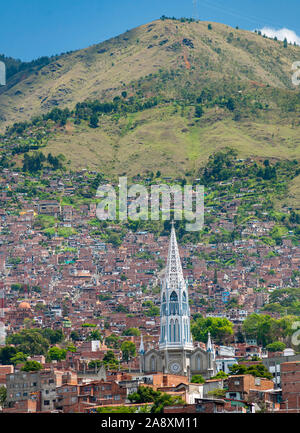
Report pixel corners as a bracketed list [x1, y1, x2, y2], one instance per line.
[170, 291, 178, 301]
[196, 354, 201, 370]
[170, 319, 174, 342]
[150, 356, 157, 372]
[175, 319, 180, 342]
[162, 293, 166, 302]
[182, 292, 187, 302]
[170, 291, 179, 315]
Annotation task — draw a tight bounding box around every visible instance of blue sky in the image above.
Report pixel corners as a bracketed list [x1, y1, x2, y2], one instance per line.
[1, 0, 300, 61]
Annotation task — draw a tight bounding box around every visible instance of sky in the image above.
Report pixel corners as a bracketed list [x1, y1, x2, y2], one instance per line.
[1, 0, 300, 61]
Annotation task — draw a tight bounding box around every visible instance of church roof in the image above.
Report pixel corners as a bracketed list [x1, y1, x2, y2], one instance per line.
[18, 301, 31, 309]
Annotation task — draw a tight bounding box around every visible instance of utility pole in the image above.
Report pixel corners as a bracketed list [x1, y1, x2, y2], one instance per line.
[193, 0, 198, 20]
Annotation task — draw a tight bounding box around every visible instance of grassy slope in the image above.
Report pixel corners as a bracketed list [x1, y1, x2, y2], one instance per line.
[44, 105, 300, 176]
[1, 19, 300, 205]
[1, 19, 300, 127]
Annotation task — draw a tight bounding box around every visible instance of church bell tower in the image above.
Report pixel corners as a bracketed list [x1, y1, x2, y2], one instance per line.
[158, 222, 194, 375]
[141, 224, 216, 378]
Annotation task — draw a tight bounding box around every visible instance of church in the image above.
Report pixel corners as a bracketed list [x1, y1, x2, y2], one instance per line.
[140, 223, 216, 379]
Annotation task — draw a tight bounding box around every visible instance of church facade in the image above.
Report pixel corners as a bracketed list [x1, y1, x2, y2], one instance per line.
[140, 224, 216, 379]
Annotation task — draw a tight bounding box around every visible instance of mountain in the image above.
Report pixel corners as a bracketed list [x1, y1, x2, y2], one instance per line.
[0, 18, 300, 198]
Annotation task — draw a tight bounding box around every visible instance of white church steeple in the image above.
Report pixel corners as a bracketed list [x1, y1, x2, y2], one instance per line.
[159, 223, 193, 350]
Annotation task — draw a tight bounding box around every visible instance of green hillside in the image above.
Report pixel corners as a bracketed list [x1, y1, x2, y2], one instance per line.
[0, 17, 300, 207]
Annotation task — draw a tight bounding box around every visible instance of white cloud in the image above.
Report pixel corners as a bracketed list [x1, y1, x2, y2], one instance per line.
[257, 27, 300, 46]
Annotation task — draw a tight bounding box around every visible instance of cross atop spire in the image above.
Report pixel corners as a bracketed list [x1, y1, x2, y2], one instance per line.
[165, 223, 185, 290]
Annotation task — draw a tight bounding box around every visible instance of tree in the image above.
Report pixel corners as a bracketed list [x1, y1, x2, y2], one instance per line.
[89, 114, 99, 128]
[229, 363, 273, 380]
[128, 386, 184, 413]
[115, 304, 129, 313]
[207, 388, 226, 398]
[103, 350, 118, 366]
[191, 316, 234, 344]
[211, 371, 229, 379]
[236, 326, 245, 343]
[0, 346, 17, 365]
[88, 360, 102, 369]
[151, 393, 185, 413]
[66, 344, 77, 353]
[97, 405, 138, 413]
[242, 314, 296, 346]
[47, 347, 67, 361]
[226, 97, 235, 111]
[128, 386, 160, 403]
[195, 105, 203, 118]
[283, 38, 288, 48]
[121, 341, 136, 362]
[41, 328, 64, 345]
[70, 331, 81, 342]
[266, 341, 286, 352]
[21, 360, 43, 372]
[108, 232, 122, 246]
[0, 386, 7, 405]
[105, 334, 121, 349]
[145, 305, 160, 317]
[229, 364, 247, 375]
[191, 374, 205, 384]
[10, 352, 27, 366]
[122, 328, 141, 337]
[86, 329, 103, 341]
[6, 329, 49, 356]
[213, 269, 218, 284]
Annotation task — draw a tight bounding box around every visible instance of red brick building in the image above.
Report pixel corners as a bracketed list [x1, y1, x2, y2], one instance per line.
[226, 374, 274, 401]
[280, 361, 300, 413]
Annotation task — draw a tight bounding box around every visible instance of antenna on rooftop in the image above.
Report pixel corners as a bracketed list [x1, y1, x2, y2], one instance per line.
[193, 0, 199, 19]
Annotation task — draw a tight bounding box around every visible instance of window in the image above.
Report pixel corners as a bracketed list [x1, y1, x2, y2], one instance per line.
[255, 378, 261, 386]
[169, 291, 179, 315]
[234, 381, 240, 385]
[44, 400, 50, 406]
[150, 356, 157, 372]
[114, 395, 121, 401]
[23, 392, 28, 397]
[196, 355, 201, 370]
